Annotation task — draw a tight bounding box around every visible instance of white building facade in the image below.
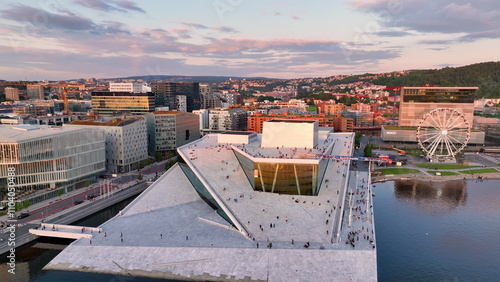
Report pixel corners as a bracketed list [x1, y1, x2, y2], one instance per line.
[109, 82, 145, 93]
[146, 111, 200, 155]
[65, 118, 148, 173]
[0, 125, 105, 197]
[209, 108, 247, 132]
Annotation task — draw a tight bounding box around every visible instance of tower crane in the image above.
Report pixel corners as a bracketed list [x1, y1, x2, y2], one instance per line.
[50, 84, 86, 114]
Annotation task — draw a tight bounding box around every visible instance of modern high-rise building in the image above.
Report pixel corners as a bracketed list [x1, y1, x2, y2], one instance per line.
[176, 95, 187, 112]
[65, 118, 148, 173]
[91, 91, 155, 116]
[0, 125, 105, 198]
[146, 111, 200, 155]
[399, 86, 477, 127]
[209, 108, 247, 132]
[151, 82, 200, 112]
[200, 93, 223, 109]
[199, 83, 212, 95]
[5, 87, 20, 101]
[27, 84, 44, 100]
[109, 82, 144, 93]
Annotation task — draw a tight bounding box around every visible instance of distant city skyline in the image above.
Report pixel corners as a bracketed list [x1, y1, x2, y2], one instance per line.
[0, 0, 499, 80]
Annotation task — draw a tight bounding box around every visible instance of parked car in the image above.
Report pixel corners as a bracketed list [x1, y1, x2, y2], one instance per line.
[74, 200, 84, 205]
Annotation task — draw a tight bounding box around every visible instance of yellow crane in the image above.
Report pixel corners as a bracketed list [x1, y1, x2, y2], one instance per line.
[50, 84, 86, 114]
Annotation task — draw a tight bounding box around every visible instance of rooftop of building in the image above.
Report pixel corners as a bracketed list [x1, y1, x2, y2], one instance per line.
[47, 129, 377, 281]
[68, 118, 143, 127]
[0, 125, 90, 142]
[152, 111, 184, 115]
[231, 129, 333, 160]
[402, 86, 479, 90]
[266, 118, 317, 123]
[219, 131, 256, 135]
[91, 91, 154, 97]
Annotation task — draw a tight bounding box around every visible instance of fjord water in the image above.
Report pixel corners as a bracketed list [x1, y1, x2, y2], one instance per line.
[373, 179, 500, 281]
[4, 180, 500, 281]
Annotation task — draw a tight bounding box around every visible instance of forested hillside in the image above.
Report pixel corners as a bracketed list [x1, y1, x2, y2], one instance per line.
[372, 62, 500, 98]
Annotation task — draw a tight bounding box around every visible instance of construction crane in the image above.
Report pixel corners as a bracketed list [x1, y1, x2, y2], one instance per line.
[50, 84, 86, 114]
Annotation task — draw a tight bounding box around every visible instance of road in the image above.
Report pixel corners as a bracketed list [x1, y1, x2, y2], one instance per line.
[0, 181, 148, 256]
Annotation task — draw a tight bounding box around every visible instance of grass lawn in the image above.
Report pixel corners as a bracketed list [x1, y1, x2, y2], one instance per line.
[376, 168, 421, 175]
[308, 105, 317, 111]
[459, 168, 499, 174]
[416, 163, 480, 169]
[426, 171, 459, 176]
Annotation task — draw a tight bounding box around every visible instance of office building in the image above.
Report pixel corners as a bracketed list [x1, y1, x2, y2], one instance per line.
[200, 93, 223, 109]
[146, 111, 200, 155]
[382, 86, 484, 145]
[109, 82, 144, 93]
[176, 95, 187, 112]
[151, 82, 201, 112]
[247, 113, 336, 133]
[27, 84, 44, 100]
[0, 125, 105, 198]
[91, 91, 155, 116]
[5, 87, 20, 101]
[65, 118, 148, 173]
[209, 108, 247, 132]
[399, 87, 477, 127]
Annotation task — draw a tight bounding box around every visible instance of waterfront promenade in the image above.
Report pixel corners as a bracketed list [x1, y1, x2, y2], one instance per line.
[0, 160, 169, 256]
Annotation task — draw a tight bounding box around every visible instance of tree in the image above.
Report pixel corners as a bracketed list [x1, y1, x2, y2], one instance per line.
[364, 144, 373, 157]
[155, 152, 162, 162]
[137, 174, 143, 181]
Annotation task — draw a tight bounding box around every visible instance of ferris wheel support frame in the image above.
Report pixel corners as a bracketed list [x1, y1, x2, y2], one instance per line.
[416, 108, 471, 163]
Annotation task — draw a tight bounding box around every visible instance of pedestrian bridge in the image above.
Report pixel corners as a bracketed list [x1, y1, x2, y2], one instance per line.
[29, 223, 102, 240]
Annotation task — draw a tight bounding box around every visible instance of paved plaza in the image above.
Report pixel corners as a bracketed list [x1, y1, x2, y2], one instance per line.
[46, 130, 377, 281]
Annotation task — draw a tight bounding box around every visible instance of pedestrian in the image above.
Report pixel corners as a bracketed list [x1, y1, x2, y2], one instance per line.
[121, 238, 123, 243]
[186, 235, 189, 240]
[104, 232, 107, 237]
[160, 234, 162, 239]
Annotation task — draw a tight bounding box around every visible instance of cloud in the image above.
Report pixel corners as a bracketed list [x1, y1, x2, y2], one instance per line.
[354, 0, 500, 41]
[213, 26, 238, 33]
[427, 47, 450, 51]
[0, 3, 400, 79]
[418, 39, 455, 45]
[74, 0, 145, 13]
[375, 30, 412, 37]
[1, 4, 96, 31]
[179, 21, 208, 29]
[114, 0, 145, 13]
[178, 21, 238, 33]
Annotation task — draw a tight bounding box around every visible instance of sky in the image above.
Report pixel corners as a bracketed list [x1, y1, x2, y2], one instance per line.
[0, 0, 499, 80]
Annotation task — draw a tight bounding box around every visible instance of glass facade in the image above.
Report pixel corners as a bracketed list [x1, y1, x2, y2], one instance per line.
[91, 92, 155, 116]
[254, 162, 319, 196]
[402, 88, 475, 103]
[178, 163, 235, 227]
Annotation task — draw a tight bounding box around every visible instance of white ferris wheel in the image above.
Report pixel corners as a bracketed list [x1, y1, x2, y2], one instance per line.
[416, 108, 471, 161]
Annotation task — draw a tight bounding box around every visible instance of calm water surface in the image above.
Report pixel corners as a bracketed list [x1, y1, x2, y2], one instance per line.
[3, 180, 500, 281]
[374, 179, 500, 281]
